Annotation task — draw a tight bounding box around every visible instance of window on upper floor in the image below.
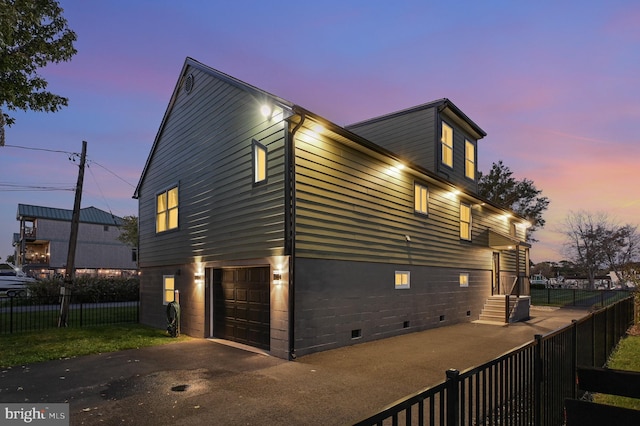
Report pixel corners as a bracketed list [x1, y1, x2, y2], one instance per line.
[156, 186, 179, 233]
[460, 203, 472, 241]
[414, 182, 429, 215]
[253, 139, 267, 184]
[441, 121, 453, 168]
[465, 140, 475, 180]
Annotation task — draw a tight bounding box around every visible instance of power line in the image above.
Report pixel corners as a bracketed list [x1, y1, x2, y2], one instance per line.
[87, 164, 114, 216]
[87, 160, 136, 188]
[3, 144, 77, 155]
[0, 183, 74, 192]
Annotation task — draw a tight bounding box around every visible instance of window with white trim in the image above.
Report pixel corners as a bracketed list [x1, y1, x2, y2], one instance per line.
[414, 183, 428, 215]
[253, 139, 267, 184]
[460, 273, 469, 287]
[395, 271, 410, 289]
[465, 140, 475, 180]
[156, 186, 178, 233]
[163, 275, 175, 305]
[460, 203, 472, 241]
[441, 121, 453, 167]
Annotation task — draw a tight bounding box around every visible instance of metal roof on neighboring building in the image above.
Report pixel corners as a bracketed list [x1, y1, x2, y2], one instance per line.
[16, 204, 123, 226]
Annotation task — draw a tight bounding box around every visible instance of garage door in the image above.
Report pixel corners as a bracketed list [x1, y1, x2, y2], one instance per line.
[213, 267, 270, 350]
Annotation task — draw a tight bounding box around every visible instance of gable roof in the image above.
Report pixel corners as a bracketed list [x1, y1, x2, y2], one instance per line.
[133, 57, 294, 199]
[346, 98, 487, 140]
[133, 57, 527, 225]
[16, 204, 123, 226]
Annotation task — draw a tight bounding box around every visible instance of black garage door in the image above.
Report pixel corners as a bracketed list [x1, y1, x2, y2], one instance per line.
[213, 267, 270, 350]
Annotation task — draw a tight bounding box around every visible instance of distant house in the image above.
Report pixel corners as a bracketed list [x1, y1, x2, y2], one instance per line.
[13, 204, 137, 279]
[134, 57, 531, 360]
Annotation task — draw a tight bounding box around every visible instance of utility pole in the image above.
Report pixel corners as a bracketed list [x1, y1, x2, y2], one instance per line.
[59, 140, 86, 327]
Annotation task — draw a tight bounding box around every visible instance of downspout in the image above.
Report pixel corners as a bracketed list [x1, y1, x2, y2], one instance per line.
[286, 113, 305, 360]
[516, 244, 521, 298]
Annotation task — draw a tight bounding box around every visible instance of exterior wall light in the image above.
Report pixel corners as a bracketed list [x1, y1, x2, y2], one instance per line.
[194, 273, 204, 286]
[273, 270, 283, 285]
[260, 104, 272, 118]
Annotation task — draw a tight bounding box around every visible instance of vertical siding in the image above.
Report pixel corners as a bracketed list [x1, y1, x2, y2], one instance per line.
[137, 66, 287, 268]
[293, 125, 518, 272]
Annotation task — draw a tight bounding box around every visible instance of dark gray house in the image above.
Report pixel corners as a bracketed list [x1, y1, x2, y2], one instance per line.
[134, 57, 531, 360]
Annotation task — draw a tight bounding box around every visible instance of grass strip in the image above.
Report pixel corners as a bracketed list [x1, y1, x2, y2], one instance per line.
[0, 324, 190, 368]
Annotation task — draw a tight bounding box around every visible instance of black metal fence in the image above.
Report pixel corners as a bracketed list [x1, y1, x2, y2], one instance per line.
[354, 296, 634, 426]
[0, 294, 139, 334]
[530, 288, 631, 308]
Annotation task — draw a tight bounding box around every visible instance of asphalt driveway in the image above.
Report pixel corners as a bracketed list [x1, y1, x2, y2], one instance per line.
[0, 306, 589, 425]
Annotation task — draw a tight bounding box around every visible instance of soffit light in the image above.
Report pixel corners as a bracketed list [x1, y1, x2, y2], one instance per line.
[260, 104, 272, 118]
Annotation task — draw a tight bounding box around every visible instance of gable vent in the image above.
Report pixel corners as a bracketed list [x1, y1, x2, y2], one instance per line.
[184, 73, 194, 94]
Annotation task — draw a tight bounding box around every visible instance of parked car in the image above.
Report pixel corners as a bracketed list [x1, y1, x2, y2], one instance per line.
[0, 263, 36, 297]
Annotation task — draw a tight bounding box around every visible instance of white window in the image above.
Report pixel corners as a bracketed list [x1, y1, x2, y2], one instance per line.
[465, 140, 475, 180]
[414, 183, 428, 215]
[460, 203, 472, 241]
[253, 140, 267, 184]
[156, 186, 178, 233]
[460, 273, 469, 287]
[395, 271, 410, 289]
[163, 275, 175, 305]
[441, 122, 453, 167]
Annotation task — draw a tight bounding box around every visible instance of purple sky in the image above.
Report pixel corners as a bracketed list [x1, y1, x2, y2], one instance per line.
[2, 0, 639, 263]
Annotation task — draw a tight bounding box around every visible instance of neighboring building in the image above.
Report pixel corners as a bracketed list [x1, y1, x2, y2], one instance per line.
[14, 204, 137, 279]
[134, 57, 531, 360]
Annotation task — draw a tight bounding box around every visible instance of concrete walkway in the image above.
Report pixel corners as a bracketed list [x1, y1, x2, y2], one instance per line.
[0, 306, 590, 425]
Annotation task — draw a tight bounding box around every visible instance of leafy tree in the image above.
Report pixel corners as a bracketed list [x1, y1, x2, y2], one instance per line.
[561, 211, 640, 289]
[601, 224, 640, 285]
[0, 0, 77, 145]
[116, 215, 138, 248]
[478, 160, 549, 242]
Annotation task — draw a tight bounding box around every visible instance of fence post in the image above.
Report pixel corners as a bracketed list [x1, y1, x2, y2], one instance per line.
[571, 320, 578, 399]
[591, 313, 596, 367]
[534, 334, 543, 426]
[505, 294, 510, 324]
[9, 295, 14, 334]
[446, 369, 460, 425]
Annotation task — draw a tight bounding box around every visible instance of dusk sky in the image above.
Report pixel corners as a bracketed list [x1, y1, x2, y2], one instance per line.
[1, 0, 639, 264]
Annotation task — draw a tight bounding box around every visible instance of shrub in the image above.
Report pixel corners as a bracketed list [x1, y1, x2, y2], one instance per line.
[27, 277, 139, 302]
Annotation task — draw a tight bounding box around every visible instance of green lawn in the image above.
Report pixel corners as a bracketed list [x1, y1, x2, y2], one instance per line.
[0, 324, 191, 368]
[594, 334, 640, 410]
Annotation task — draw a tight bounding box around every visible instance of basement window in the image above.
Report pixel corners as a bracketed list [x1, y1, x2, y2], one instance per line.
[460, 273, 469, 287]
[395, 271, 410, 289]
